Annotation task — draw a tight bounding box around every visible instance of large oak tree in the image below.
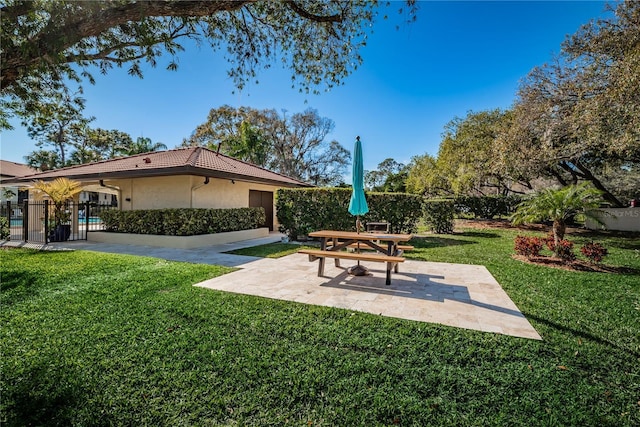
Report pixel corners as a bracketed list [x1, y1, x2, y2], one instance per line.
[1, 1, 416, 127]
[490, 1, 639, 206]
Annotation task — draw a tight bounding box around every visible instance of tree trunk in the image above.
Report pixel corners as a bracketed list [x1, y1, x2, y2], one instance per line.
[552, 219, 566, 247]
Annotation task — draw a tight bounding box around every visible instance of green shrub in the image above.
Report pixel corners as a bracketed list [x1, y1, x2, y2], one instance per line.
[276, 188, 422, 239]
[0, 217, 9, 240]
[422, 199, 455, 234]
[454, 195, 523, 219]
[99, 208, 265, 236]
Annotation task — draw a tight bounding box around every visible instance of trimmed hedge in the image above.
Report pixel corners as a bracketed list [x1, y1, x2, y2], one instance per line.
[276, 188, 422, 239]
[454, 195, 523, 219]
[423, 199, 455, 234]
[99, 208, 265, 236]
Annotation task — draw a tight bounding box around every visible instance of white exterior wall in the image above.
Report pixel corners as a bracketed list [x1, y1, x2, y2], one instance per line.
[104, 175, 284, 228]
[585, 208, 640, 232]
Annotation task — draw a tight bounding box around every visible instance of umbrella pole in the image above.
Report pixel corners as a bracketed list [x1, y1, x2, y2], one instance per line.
[348, 216, 369, 276]
[356, 216, 361, 266]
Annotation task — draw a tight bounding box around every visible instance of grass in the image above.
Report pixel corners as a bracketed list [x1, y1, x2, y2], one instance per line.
[1, 225, 639, 426]
[226, 242, 316, 258]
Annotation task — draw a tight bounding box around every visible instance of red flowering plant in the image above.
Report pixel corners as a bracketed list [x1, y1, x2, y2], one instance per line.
[514, 235, 544, 257]
[554, 239, 576, 262]
[542, 232, 555, 253]
[580, 242, 609, 264]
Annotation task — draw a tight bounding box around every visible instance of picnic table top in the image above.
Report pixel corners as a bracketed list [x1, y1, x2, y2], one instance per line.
[308, 230, 412, 242]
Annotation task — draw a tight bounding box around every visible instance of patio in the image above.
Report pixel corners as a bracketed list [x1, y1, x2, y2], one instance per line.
[195, 253, 541, 340]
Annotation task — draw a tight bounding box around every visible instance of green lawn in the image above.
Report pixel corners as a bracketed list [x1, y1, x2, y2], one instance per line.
[1, 226, 639, 426]
[227, 242, 316, 258]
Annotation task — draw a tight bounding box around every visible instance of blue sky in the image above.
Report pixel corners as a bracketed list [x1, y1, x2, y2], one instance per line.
[0, 1, 610, 175]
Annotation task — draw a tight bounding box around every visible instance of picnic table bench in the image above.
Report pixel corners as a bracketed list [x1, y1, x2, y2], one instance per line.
[298, 230, 412, 285]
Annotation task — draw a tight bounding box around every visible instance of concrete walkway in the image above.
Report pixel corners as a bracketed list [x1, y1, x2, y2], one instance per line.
[1, 233, 285, 267]
[2, 233, 541, 340]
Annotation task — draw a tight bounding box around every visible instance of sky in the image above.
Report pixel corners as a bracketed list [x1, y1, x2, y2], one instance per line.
[0, 1, 611, 176]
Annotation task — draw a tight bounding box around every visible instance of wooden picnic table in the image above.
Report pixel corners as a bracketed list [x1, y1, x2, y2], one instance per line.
[298, 230, 412, 285]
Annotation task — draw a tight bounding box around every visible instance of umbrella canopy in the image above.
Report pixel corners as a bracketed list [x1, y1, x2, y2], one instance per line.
[348, 136, 369, 217]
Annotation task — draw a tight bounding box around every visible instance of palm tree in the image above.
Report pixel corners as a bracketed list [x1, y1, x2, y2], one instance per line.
[123, 137, 168, 155]
[511, 183, 603, 252]
[34, 178, 83, 241]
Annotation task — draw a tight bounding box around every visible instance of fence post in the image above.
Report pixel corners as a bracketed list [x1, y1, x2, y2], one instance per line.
[6, 201, 11, 241]
[84, 202, 90, 239]
[22, 200, 28, 242]
[44, 200, 49, 244]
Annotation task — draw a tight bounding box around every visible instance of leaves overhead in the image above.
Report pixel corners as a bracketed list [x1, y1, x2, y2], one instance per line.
[1, 1, 417, 126]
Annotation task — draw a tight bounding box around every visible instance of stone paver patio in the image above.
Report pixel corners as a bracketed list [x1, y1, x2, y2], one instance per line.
[195, 253, 542, 340]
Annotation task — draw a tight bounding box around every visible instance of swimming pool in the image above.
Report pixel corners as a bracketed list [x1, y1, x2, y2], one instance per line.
[10, 217, 104, 226]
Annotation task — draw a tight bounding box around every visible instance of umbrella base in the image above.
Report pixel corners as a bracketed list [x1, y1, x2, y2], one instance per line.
[348, 264, 370, 276]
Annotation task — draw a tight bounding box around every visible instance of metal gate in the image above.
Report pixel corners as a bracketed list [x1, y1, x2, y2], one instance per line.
[2, 201, 116, 244]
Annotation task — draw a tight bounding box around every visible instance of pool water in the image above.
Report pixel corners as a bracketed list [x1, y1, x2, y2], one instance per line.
[10, 217, 103, 226]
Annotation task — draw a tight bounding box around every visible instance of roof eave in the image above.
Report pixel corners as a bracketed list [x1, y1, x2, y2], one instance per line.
[2, 166, 312, 187]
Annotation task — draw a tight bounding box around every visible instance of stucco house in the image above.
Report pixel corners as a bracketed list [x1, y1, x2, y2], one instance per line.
[4, 147, 311, 242]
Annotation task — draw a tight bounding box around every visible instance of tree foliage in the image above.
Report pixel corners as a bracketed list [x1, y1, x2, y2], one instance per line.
[123, 137, 168, 156]
[407, 2, 639, 205]
[406, 110, 520, 197]
[499, 1, 640, 207]
[563, 0, 640, 160]
[22, 86, 91, 167]
[184, 105, 350, 185]
[437, 109, 517, 195]
[405, 154, 443, 196]
[1, 0, 416, 127]
[25, 119, 166, 170]
[364, 158, 408, 192]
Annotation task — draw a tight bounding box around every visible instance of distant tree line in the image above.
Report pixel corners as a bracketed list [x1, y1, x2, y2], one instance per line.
[20, 85, 166, 171]
[182, 106, 350, 186]
[4, 0, 638, 203]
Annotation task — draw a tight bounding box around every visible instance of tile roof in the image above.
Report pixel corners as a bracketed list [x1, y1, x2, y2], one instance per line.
[3, 147, 312, 187]
[0, 160, 38, 179]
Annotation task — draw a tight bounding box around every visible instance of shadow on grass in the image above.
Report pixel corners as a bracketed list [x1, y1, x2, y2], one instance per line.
[525, 313, 640, 358]
[0, 270, 44, 306]
[4, 363, 85, 426]
[607, 239, 640, 251]
[410, 236, 477, 249]
[458, 231, 502, 239]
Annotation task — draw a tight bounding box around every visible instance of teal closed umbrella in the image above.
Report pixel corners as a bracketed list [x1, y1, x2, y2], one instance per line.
[348, 136, 369, 276]
[349, 136, 369, 222]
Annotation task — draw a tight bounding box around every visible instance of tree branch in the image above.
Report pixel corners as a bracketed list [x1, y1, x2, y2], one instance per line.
[0, 0, 34, 20]
[2, 1, 252, 88]
[285, 1, 342, 23]
[573, 158, 623, 207]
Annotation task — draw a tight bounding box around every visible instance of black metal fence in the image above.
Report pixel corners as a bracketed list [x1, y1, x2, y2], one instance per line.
[2, 201, 117, 244]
